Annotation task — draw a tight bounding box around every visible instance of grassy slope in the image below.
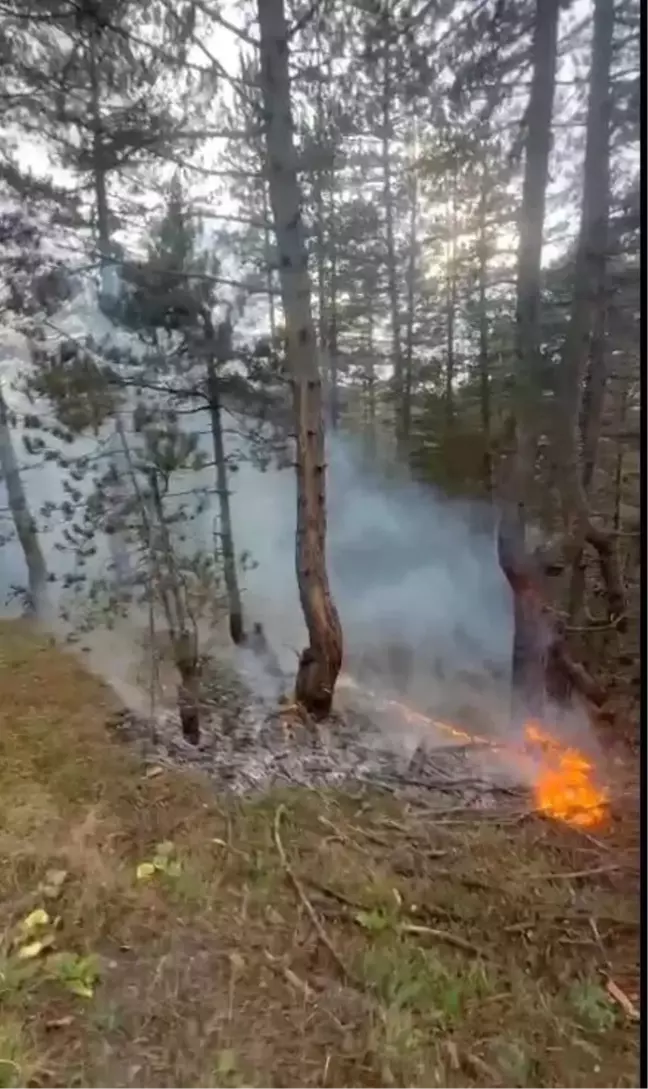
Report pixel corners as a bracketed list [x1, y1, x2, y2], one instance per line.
[0, 621, 640, 1088]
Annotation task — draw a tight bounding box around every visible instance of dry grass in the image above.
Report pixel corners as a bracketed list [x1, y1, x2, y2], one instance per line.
[0, 620, 640, 1088]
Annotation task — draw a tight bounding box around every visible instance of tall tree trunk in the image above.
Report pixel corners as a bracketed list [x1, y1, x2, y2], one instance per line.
[257, 0, 343, 720]
[612, 385, 628, 533]
[0, 385, 48, 614]
[567, 300, 608, 623]
[444, 163, 458, 436]
[559, 0, 623, 626]
[403, 137, 418, 449]
[497, 0, 560, 721]
[204, 314, 245, 645]
[327, 187, 340, 429]
[381, 37, 404, 455]
[313, 28, 331, 423]
[477, 158, 493, 498]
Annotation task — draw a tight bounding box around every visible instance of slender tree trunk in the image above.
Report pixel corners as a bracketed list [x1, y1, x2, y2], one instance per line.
[403, 139, 418, 448]
[327, 187, 340, 429]
[497, 0, 561, 721]
[365, 311, 376, 457]
[205, 315, 245, 645]
[313, 32, 331, 421]
[445, 164, 458, 436]
[257, 0, 343, 719]
[477, 159, 493, 498]
[148, 470, 200, 745]
[612, 386, 628, 533]
[0, 385, 48, 614]
[567, 299, 608, 623]
[115, 417, 200, 743]
[262, 179, 277, 342]
[381, 38, 404, 454]
[560, 0, 623, 626]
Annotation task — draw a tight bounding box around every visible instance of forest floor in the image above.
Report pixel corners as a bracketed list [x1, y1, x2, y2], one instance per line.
[0, 620, 640, 1089]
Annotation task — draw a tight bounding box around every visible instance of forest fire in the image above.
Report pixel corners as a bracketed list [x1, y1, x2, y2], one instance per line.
[338, 675, 610, 829]
[524, 722, 610, 828]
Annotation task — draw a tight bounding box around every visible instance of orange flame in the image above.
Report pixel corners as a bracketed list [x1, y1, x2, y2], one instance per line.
[338, 674, 610, 828]
[524, 722, 609, 827]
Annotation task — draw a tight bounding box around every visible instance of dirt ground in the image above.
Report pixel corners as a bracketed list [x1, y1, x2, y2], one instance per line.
[0, 620, 640, 1088]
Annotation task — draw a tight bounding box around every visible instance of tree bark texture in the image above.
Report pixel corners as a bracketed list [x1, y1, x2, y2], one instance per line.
[559, 0, 624, 628]
[257, 0, 343, 719]
[497, 0, 560, 722]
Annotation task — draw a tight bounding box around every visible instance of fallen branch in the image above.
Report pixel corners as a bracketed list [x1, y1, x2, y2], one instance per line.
[399, 922, 490, 960]
[531, 864, 622, 882]
[263, 950, 316, 1001]
[273, 804, 357, 986]
[605, 978, 639, 1021]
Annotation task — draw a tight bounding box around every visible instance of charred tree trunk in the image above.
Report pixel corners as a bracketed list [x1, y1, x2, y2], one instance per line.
[497, 0, 560, 721]
[559, 0, 622, 627]
[257, 0, 343, 720]
[0, 385, 48, 614]
[204, 314, 245, 645]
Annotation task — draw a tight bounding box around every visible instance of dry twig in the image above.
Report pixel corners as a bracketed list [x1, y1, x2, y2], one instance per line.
[273, 804, 357, 986]
[399, 922, 490, 959]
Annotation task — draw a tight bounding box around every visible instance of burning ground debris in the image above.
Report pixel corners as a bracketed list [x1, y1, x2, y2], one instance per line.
[104, 653, 613, 833]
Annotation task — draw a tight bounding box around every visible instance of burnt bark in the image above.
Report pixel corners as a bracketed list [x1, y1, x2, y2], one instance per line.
[176, 628, 201, 746]
[497, 0, 560, 721]
[257, 0, 343, 720]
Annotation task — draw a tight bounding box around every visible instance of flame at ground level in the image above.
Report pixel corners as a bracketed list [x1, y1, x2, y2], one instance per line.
[337, 674, 610, 829]
[524, 722, 610, 828]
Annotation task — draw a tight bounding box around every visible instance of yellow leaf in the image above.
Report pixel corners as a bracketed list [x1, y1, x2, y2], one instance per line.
[17, 939, 47, 959]
[66, 978, 94, 999]
[21, 908, 50, 933]
[136, 862, 156, 880]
